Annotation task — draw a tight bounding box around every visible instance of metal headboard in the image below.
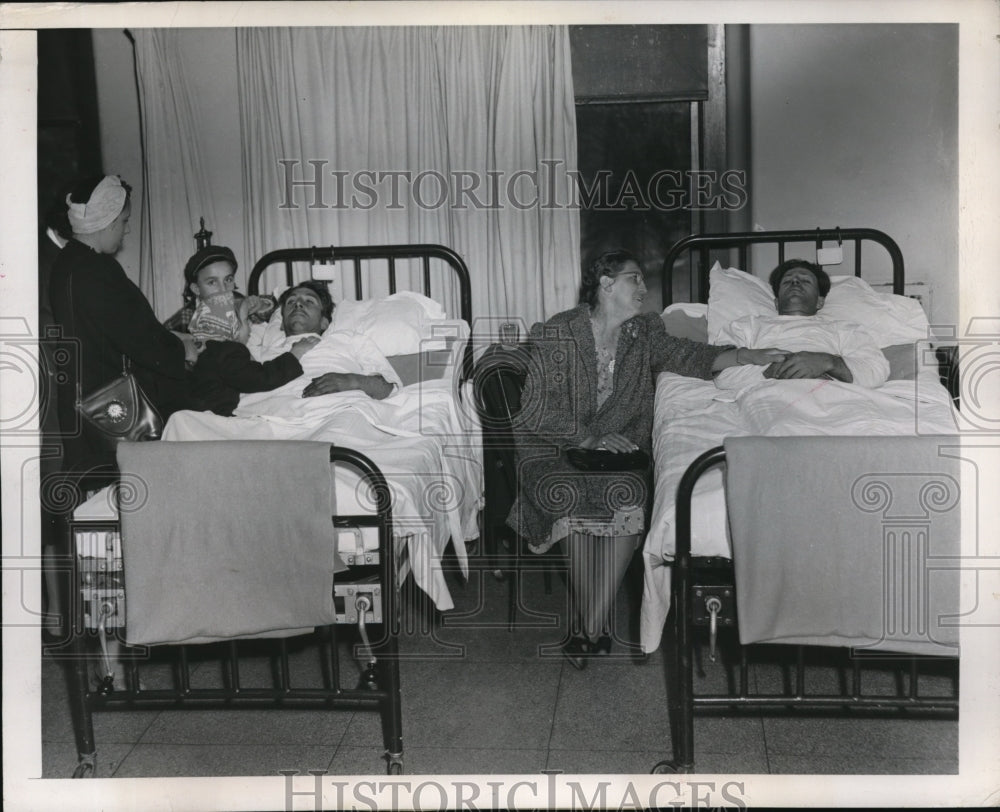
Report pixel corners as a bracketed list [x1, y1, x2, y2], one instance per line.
[661, 228, 905, 306]
[247, 243, 473, 327]
[247, 242, 474, 382]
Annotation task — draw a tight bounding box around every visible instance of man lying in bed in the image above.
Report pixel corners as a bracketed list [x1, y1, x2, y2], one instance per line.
[715, 259, 890, 392]
[267, 280, 394, 400]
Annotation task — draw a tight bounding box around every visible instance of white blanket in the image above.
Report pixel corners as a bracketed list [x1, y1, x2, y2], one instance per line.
[639, 370, 960, 653]
[162, 329, 482, 611]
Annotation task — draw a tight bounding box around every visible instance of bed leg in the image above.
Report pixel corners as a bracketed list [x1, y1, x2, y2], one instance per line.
[378, 636, 404, 774]
[68, 632, 97, 776]
[72, 752, 97, 778]
[658, 560, 695, 774]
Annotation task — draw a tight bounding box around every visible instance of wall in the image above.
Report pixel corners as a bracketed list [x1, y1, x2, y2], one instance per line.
[93, 24, 959, 324]
[93, 29, 245, 293]
[92, 29, 143, 283]
[749, 24, 958, 325]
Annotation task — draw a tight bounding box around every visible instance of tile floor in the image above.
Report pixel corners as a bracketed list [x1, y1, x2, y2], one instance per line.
[41, 549, 958, 778]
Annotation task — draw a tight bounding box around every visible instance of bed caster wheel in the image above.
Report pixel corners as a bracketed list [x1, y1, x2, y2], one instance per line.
[358, 664, 380, 691]
[96, 674, 116, 695]
[387, 757, 403, 775]
[73, 754, 97, 778]
[651, 759, 684, 774]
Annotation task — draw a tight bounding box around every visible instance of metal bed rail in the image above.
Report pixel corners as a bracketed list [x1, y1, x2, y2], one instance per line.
[247, 242, 475, 385]
[247, 243, 473, 326]
[654, 446, 959, 774]
[64, 446, 405, 777]
[661, 227, 905, 305]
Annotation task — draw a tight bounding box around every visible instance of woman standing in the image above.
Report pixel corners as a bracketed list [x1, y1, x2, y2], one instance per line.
[49, 175, 197, 476]
[507, 250, 783, 667]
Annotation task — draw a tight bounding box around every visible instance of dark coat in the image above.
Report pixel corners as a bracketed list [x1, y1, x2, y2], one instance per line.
[190, 340, 303, 416]
[506, 305, 729, 542]
[49, 239, 192, 472]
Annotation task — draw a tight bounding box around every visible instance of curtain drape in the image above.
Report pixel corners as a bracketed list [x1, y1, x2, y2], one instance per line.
[236, 26, 580, 327]
[133, 30, 218, 320]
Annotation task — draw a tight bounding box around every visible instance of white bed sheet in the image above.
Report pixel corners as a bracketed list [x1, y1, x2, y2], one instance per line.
[75, 378, 483, 612]
[639, 369, 960, 653]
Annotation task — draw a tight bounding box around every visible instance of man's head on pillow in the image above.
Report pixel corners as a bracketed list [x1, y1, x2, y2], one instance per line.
[769, 259, 831, 317]
[278, 280, 335, 336]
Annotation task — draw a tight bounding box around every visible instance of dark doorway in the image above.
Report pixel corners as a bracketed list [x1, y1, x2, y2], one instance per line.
[569, 25, 708, 312]
[575, 101, 693, 313]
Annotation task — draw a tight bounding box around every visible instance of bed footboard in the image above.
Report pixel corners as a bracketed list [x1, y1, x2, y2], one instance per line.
[653, 446, 959, 775]
[62, 446, 404, 777]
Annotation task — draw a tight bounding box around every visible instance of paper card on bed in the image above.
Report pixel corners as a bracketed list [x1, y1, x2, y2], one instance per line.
[816, 244, 843, 265]
[311, 262, 337, 280]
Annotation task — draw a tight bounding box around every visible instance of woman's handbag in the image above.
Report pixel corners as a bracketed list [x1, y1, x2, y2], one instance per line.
[67, 272, 163, 452]
[76, 356, 163, 451]
[565, 446, 650, 472]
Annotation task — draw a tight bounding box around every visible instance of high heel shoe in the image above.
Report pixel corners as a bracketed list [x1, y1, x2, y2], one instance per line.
[561, 636, 596, 670]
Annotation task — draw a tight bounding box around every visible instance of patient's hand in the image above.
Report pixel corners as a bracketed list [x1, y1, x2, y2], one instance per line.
[233, 299, 252, 345]
[764, 351, 849, 381]
[289, 335, 320, 360]
[302, 372, 393, 399]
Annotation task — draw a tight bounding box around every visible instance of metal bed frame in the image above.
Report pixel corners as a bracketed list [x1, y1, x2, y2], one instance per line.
[247, 243, 474, 381]
[662, 226, 905, 306]
[651, 228, 959, 774]
[66, 447, 401, 777]
[61, 242, 476, 778]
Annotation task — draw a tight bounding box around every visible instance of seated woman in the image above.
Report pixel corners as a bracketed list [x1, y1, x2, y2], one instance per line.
[507, 250, 783, 668]
[183, 245, 318, 416]
[48, 174, 199, 477]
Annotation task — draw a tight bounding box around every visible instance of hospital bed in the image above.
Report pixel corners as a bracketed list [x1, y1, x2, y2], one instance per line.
[62, 242, 480, 778]
[643, 228, 961, 773]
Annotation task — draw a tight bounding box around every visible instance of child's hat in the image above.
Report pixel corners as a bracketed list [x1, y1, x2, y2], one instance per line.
[184, 245, 238, 285]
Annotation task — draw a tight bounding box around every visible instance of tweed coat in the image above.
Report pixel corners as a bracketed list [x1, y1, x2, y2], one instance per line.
[506, 304, 728, 542]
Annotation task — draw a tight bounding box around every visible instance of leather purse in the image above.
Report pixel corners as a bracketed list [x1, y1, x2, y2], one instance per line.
[68, 273, 163, 452]
[566, 446, 650, 472]
[76, 356, 163, 451]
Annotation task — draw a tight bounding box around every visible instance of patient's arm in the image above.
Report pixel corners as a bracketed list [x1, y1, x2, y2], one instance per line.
[302, 372, 393, 400]
[764, 351, 853, 382]
[764, 323, 890, 387]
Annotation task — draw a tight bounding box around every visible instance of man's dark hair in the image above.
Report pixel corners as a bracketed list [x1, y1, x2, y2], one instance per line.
[769, 259, 831, 297]
[278, 279, 335, 322]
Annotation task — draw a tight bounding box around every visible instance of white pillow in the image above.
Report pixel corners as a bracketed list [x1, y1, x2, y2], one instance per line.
[332, 292, 448, 357]
[257, 301, 290, 353]
[661, 303, 708, 342]
[258, 288, 451, 358]
[823, 276, 928, 346]
[705, 262, 775, 343]
[704, 261, 930, 348]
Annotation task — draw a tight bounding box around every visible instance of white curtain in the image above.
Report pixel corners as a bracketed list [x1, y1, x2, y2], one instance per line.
[236, 27, 580, 328]
[133, 30, 218, 320]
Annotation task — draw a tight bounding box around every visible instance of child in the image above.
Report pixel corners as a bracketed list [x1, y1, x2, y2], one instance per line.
[183, 245, 319, 415]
